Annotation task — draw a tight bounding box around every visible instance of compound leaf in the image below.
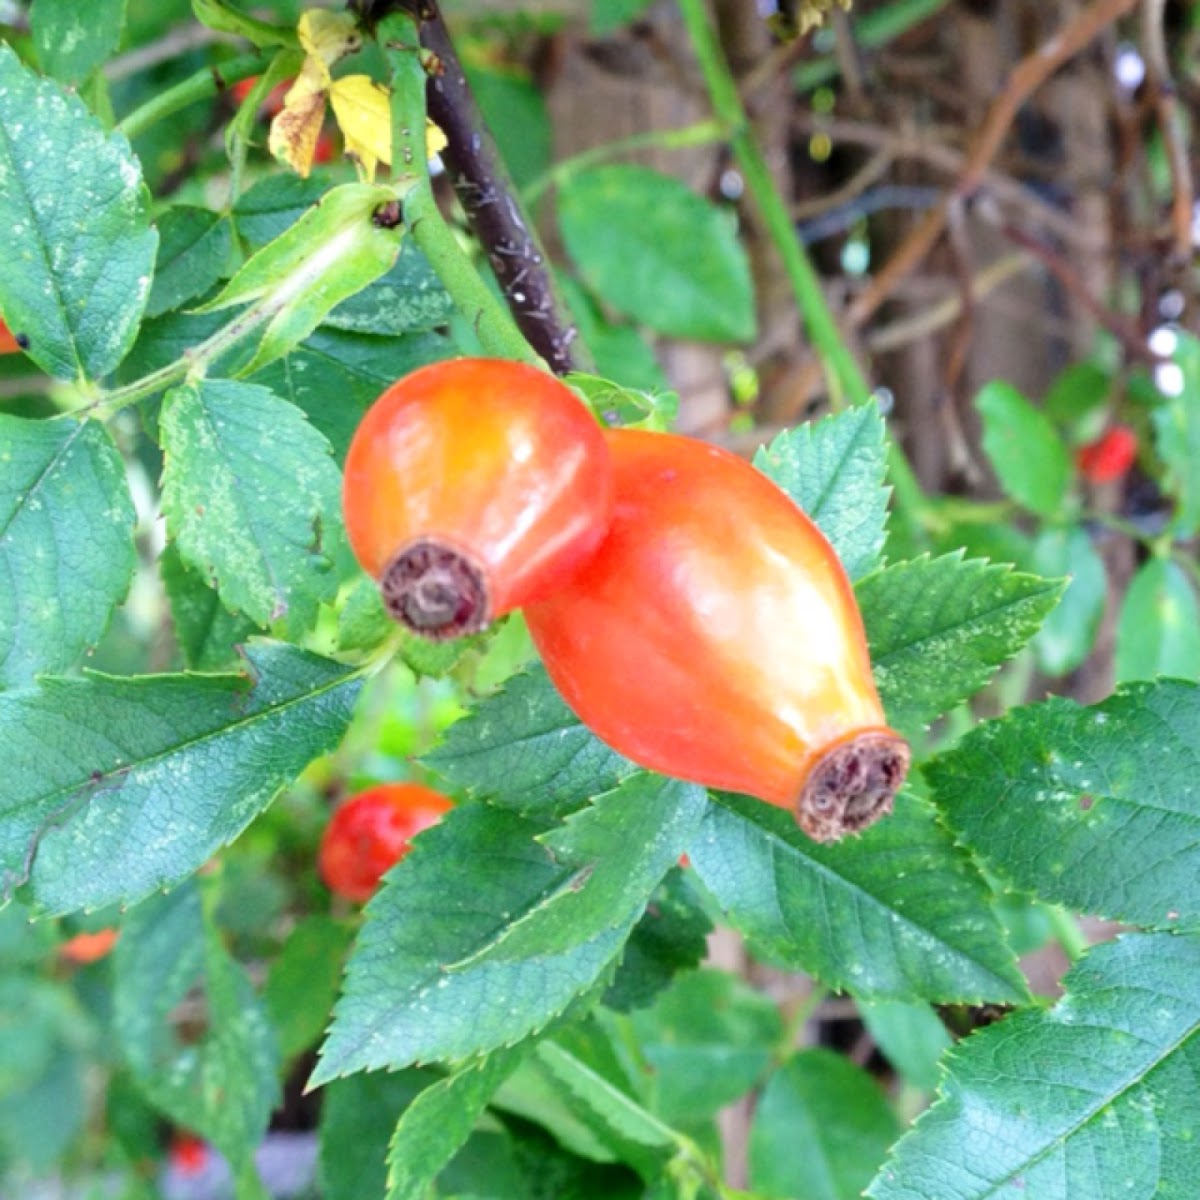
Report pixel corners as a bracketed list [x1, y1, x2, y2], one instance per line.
[160, 379, 343, 638]
[859, 553, 1064, 739]
[690, 790, 1026, 1004]
[927, 680, 1200, 930]
[0, 642, 361, 915]
[754, 400, 889, 582]
[0, 45, 156, 381]
[0, 417, 136, 687]
[869, 932, 1200, 1200]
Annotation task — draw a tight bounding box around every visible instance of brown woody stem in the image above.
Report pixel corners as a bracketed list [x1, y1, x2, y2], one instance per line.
[397, 0, 582, 375]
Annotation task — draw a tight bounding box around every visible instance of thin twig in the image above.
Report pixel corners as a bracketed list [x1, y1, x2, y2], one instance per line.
[793, 148, 894, 220]
[400, 0, 580, 374]
[864, 252, 1033, 352]
[1000, 222, 1153, 364]
[1140, 0, 1194, 261]
[845, 0, 1139, 329]
[792, 112, 1105, 249]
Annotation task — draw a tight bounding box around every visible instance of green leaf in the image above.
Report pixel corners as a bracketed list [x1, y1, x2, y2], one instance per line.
[146, 206, 233, 318]
[264, 915, 354, 1062]
[590, 0, 657, 34]
[975, 381, 1071, 517]
[1152, 332, 1200, 537]
[750, 1049, 902, 1200]
[753, 400, 889, 582]
[385, 1047, 525, 1200]
[690, 791, 1027, 1003]
[313, 777, 706, 1081]
[234, 174, 332, 250]
[319, 1069, 436, 1200]
[114, 883, 280, 1176]
[858, 553, 1064, 740]
[160, 544, 263, 671]
[630, 969, 782, 1126]
[1031, 524, 1106, 676]
[927, 680, 1200, 930]
[520, 1037, 683, 1180]
[857, 1000, 952, 1093]
[0, 642, 361, 915]
[566, 372, 678, 434]
[324, 240, 456, 336]
[0, 416, 136, 687]
[192, 0, 296, 47]
[868, 932, 1200, 1200]
[199, 182, 405, 373]
[1115, 557, 1200, 683]
[425, 666, 638, 819]
[0, 1046, 85, 1172]
[561, 279, 668, 394]
[558, 165, 755, 343]
[250, 327, 454, 462]
[0, 45, 157, 382]
[232, 174, 454, 335]
[31, 0, 127, 83]
[604, 869, 713, 1014]
[160, 379, 343, 638]
[1044, 361, 1111, 423]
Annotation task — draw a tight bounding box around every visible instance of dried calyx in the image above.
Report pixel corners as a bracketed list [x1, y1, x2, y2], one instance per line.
[797, 731, 911, 842]
[380, 538, 489, 639]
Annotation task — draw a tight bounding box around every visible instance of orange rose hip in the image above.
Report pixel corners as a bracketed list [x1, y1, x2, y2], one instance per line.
[342, 358, 613, 639]
[525, 428, 909, 841]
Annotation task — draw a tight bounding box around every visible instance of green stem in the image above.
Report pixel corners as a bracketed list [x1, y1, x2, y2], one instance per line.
[116, 51, 270, 141]
[678, 0, 868, 411]
[523, 119, 726, 206]
[1046, 904, 1089, 963]
[83, 231, 369, 418]
[378, 12, 541, 368]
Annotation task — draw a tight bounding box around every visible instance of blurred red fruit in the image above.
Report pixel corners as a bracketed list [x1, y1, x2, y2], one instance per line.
[1077, 424, 1137, 483]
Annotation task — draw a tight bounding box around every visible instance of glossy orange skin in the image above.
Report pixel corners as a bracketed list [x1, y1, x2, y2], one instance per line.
[1077, 424, 1137, 483]
[343, 359, 613, 623]
[59, 928, 118, 964]
[319, 783, 453, 903]
[0, 318, 20, 354]
[525, 429, 892, 810]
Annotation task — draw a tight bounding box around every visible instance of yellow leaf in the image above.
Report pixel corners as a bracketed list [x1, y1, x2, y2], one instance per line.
[298, 8, 362, 68]
[329, 74, 391, 179]
[426, 120, 447, 160]
[268, 57, 328, 178]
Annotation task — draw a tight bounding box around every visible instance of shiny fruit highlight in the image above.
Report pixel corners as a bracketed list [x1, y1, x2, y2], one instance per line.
[525, 428, 909, 841]
[319, 782, 454, 902]
[343, 358, 613, 640]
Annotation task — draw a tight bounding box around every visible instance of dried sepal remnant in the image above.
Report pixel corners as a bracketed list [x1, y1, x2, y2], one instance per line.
[380, 538, 489, 640]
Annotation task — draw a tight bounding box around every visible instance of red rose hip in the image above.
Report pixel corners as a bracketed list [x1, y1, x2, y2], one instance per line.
[319, 783, 454, 902]
[342, 358, 613, 640]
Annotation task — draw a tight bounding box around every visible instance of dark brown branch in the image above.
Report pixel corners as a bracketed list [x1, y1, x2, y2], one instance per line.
[391, 0, 582, 374]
